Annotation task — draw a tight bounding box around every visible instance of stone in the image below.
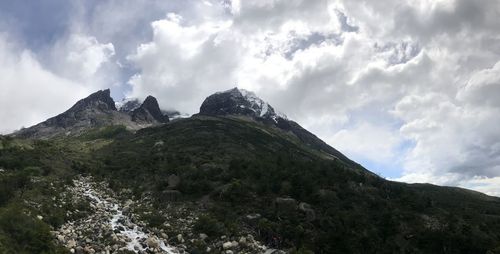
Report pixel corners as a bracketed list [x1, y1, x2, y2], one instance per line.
[37, 215, 43, 220]
[146, 237, 160, 249]
[239, 236, 247, 245]
[67, 239, 77, 248]
[199, 233, 208, 241]
[122, 207, 130, 215]
[84, 246, 95, 254]
[57, 234, 65, 242]
[177, 234, 184, 243]
[226, 251, 234, 254]
[246, 213, 261, 220]
[246, 234, 255, 242]
[223, 242, 233, 249]
[75, 246, 84, 254]
[154, 140, 165, 147]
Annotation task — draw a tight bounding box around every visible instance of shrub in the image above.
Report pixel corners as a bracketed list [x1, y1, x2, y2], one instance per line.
[0, 206, 63, 253]
[193, 215, 225, 237]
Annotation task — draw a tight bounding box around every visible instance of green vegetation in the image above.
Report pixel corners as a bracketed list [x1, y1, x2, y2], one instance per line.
[1, 116, 500, 253]
[0, 135, 91, 253]
[85, 116, 500, 253]
[0, 205, 66, 253]
[78, 125, 129, 141]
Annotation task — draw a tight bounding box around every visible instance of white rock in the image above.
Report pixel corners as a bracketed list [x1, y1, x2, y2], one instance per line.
[57, 235, 65, 242]
[67, 239, 77, 248]
[146, 237, 160, 249]
[199, 233, 208, 240]
[239, 236, 247, 245]
[223, 242, 233, 250]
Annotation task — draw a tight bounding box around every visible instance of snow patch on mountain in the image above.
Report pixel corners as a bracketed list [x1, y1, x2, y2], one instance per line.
[239, 89, 269, 117]
[215, 87, 288, 120]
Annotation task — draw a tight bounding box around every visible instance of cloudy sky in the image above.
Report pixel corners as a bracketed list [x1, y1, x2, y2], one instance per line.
[1, 0, 500, 195]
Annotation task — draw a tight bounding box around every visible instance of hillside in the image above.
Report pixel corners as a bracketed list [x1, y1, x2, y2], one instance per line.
[1, 89, 500, 253]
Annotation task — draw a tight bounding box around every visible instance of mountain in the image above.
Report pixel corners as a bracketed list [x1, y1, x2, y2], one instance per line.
[12, 89, 170, 139]
[131, 96, 170, 124]
[200, 87, 285, 121]
[1, 88, 500, 253]
[199, 87, 360, 167]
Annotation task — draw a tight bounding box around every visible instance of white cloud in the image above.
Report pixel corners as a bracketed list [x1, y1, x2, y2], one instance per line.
[127, 11, 237, 112]
[50, 34, 115, 84]
[0, 36, 90, 134]
[330, 123, 403, 164]
[457, 61, 500, 107]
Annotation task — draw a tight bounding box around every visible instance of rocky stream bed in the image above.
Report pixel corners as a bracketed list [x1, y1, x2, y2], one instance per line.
[52, 176, 283, 254]
[53, 176, 178, 253]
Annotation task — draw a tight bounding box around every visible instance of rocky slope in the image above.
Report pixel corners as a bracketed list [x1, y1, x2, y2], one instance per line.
[12, 90, 170, 139]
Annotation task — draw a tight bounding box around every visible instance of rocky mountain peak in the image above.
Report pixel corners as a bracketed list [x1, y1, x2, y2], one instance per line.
[70, 89, 117, 112]
[199, 87, 287, 122]
[131, 96, 169, 124]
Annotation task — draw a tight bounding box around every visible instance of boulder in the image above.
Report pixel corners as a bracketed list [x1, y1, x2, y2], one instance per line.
[223, 242, 233, 250]
[146, 237, 160, 249]
[199, 233, 208, 241]
[57, 234, 65, 243]
[238, 236, 247, 245]
[177, 234, 184, 243]
[67, 239, 77, 248]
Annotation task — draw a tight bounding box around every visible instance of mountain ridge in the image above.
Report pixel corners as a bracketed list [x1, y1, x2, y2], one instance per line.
[11, 89, 170, 139]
